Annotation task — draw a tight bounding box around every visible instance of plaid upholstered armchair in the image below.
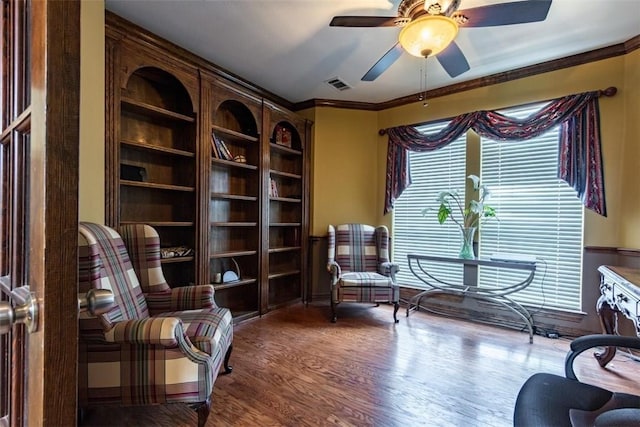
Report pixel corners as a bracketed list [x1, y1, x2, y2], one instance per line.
[77, 222, 233, 427]
[327, 224, 400, 323]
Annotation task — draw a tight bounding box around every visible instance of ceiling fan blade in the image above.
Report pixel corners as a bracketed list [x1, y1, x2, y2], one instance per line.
[435, 41, 470, 78]
[330, 16, 398, 27]
[361, 43, 404, 81]
[457, 0, 552, 27]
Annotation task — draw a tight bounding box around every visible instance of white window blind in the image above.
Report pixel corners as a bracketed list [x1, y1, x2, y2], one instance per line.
[478, 103, 584, 311]
[392, 121, 467, 289]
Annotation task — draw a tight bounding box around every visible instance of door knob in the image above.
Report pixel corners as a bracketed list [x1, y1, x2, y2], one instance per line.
[0, 292, 37, 335]
[78, 289, 114, 315]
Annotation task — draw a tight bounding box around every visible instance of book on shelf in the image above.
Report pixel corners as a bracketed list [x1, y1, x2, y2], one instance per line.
[210, 132, 221, 159]
[219, 138, 233, 160]
[269, 178, 279, 198]
[211, 132, 233, 160]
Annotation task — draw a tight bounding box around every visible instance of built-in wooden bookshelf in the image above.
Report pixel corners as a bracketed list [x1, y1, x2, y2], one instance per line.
[207, 87, 263, 321]
[109, 61, 199, 286]
[106, 13, 311, 321]
[264, 107, 310, 310]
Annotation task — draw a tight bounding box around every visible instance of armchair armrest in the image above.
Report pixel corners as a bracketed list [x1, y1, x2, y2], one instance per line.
[146, 284, 217, 314]
[327, 261, 341, 284]
[105, 317, 183, 347]
[565, 334, 640, 380]
[380, 261, 399, 280]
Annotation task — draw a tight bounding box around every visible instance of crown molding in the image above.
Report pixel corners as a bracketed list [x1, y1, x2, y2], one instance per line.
[292, 34, 640, 112]
[293, 98, 380, 112]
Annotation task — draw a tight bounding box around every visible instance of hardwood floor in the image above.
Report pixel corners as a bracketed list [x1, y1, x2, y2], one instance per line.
[81, 302, 640, 426]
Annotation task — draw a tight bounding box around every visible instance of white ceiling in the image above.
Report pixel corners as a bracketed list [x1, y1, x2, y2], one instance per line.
[105, 0, 640, 105]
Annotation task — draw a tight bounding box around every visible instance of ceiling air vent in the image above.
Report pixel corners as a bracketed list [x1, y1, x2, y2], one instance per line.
[325, 77, 351, 91]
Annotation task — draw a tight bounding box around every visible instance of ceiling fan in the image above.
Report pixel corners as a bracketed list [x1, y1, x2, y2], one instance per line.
[330, 0, 552, 81]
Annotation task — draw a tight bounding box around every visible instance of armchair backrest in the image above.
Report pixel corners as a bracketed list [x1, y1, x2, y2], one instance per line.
[78, 222, 150, 332]
[118, 224, 171, 294]
[328, 224, 391, 273]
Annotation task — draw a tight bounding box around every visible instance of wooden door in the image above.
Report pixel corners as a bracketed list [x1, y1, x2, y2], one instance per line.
[0, 0, 80, 425]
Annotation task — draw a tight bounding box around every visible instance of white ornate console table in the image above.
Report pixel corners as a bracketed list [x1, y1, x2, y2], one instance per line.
[406, 254, 537, 343]
[595, 265, 640, 367]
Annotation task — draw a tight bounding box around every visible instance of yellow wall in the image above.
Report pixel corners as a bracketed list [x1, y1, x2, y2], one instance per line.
[620, 49, 640, 247]
[79, 0, 105, 223]
[308, 107, 380, 236]
[299, 54, 637, 247]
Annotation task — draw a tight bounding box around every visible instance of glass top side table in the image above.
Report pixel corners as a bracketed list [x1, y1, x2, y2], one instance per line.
[406, 253, 537, 343]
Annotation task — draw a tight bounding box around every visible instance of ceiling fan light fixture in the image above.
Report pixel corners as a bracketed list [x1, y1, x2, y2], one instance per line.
[398, 15, 458, 58]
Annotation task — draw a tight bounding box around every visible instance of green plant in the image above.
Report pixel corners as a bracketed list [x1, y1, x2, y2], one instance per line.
[422, 174, 497, 230]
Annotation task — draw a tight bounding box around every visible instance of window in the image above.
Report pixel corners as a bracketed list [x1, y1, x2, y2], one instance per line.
[392, 121, 467, 288]
[478, 103, 584, 311]
[392, 103, 584, 313]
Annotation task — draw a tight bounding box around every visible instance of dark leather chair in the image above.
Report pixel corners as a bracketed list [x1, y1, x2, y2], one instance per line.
[514, 334, 640, 426]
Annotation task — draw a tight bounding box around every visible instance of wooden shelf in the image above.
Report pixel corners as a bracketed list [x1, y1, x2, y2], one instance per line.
[121, 96, 195, 122]
[121, 180, 195, 192]
[268, 269, 301, 280]
[214, 277, 257, 291]
[210, 250, 258, 259]
[160, 256, 194, 264]
[270, 222, 301, 227]
[211, 221, 258, 227]
[269, 246, 301, 253]
[270, 196, 301, 203]
[119, 221, 195, 227]
[270, 169, 302, 180]
[270, 142, 302, 156]
[211, 157, 258, 170]
[212, 124, 259, 143]
[121, 139, 195, 157]
[211, 193, 258, 201]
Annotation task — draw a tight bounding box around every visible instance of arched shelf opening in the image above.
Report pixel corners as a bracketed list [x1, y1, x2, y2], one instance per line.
[213, 99, 258, 138]
[117, 66, 198, 287]
[124, 66, 194, 117]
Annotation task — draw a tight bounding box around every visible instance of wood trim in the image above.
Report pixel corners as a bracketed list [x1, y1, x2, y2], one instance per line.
[293, 35, 640, 112]
[28, 0, 81, 424]
[584, 246, 618, 254]
[197, 71, 210, 286]
[104, 37, 119, 226]
[625, 34, 640, 52]
[293, 98, 380, 112]
[584, 246, 640, 257]
[616, 248, 640, 257]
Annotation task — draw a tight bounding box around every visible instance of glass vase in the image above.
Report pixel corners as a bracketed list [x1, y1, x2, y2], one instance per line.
[459, 226, 477, 259]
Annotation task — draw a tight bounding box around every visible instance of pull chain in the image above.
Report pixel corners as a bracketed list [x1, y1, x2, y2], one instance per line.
[423, 56, 429, 107]
[418, 56, 429, 107]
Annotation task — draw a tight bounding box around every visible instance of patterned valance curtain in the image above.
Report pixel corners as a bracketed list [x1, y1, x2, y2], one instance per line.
[384, 91, 606, 216]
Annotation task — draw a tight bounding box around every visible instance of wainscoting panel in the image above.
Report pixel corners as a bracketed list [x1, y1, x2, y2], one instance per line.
[308, 236, 330, 302]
